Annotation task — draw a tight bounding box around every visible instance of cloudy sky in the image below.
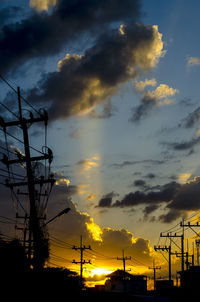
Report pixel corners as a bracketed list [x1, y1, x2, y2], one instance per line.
[1, 0, 200, 284]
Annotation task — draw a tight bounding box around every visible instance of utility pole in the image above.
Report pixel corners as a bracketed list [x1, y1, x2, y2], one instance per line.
[148, 259, 161, 291]
[72, 235, 91, 287]
[117, 249, 131, 276]
[154, 245, 172, 281]
[0, 86, 55, 270]
[196, 239, 200, 266]
[175, 252, 193, 270]
[180, 220, 200, 267]
[117, 249, 131, 292]
[160, 232, 184, 277]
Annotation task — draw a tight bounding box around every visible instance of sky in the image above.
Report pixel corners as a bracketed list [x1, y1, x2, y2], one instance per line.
[1, 0, 200, 286]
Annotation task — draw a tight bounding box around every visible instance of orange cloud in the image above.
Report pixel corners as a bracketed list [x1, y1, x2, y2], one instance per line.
[48, 198, 154, 275]
[86, 194, 96, 201]
[187, 56, 200, 66]
[76, 156, 101, 173]
[29, 0, 57, 11]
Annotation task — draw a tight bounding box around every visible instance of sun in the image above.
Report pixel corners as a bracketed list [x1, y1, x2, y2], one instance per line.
[90, 268, 113, 276]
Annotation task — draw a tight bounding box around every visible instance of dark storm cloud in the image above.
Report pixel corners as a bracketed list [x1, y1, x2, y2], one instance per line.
[111, 159, 165, 169]
[103, 176, 200, 223]
[130, 95, 156, 123]
[13, 22, 163, 121]
[97, 181, 180, 208]
[97, 191, 119, 208]
[134, 179, 146, 187]
[0, 6, 22, 25]
[181, 107, 200, 128]
[158, 209, 182, 223]
[113, 182, 180, 208]
[178, 98, 194, 107]
[98, 196, 112, 208]
[143, 204, 159, 216]
[0, 0, 141, 75]
[162, 136, 200, 151]
[145, 173, 156, 179]
[167, 177, 200, 211]
[97, 177, 200, 223]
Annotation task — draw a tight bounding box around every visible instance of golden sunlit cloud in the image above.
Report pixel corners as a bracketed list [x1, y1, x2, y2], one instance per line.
[146, 84, 178, 100]
[29, 0, 57, 11]
[161, 98, 176, 105]
[76, 155, 101, 173]
[41, 23, 165, 120]
[142, 83, 179, 106]
[119, 24, 125, 35]
[178, 172, 192, 184]
[55, 178, 70, 186]
[134, 25, 166, 70]
[77, 184, 90, 195]
[86, 194, 96, 201]
[186, 175, 200, 184]
[49, 198, 157, 277]
[57, 54, 83, 71]
[86, 218, 103, 242]
[134, 78, 157, 91]
[10, 145, 25, 157]
[187, 56, 200, 66]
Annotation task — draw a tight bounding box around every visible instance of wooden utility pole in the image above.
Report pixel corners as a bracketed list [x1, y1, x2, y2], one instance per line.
[117, 249, 131, 275]
[117, 249, 131, 292]
[196, 239, 200, 265]
[180, 221, 200, 265]
[72, 235, 91, 287]
[175, 252, 193, 270]
[148, 260, 161, 291]
[154, 245, 172, 281]
[160, 232, 184, 278]
[0, 86, 55, 270]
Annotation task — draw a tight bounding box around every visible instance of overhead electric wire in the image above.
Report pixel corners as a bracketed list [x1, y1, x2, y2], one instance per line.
[0, 220, 16, 225]
[0, 127, 44, 155]
[0, 101, 19, 119]
[0, 168, 26, 181]
[49, 252, 72, 263]
[157, 250, 169, 263]
[0, 215, 16, 222]
[130, 258, 147, 267]
[49, 235, 74, 248]
[50, 240, 72, 250]
[0, 144, 19, 156]
[89, 248, 116, 260]
[0, 168, 26, 180]
[170, 238, 181, 251]
[0, 74, 41, 117]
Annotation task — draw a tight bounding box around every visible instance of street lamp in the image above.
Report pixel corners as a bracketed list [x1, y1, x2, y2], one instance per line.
[45, 207, 71, 225]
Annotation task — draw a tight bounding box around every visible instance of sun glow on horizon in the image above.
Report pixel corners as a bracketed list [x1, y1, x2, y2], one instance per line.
[89, 267, 113, 277]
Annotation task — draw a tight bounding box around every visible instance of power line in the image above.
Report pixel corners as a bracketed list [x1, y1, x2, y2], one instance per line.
[0, 127, 44, 155]
[50, 235, 74, 248]
[50, 240, 72, 250]
[0, 74, 41, 117]
[0, 168, 26, 180]
[0, 101, 19, 119]
[130, 258, 147, 267]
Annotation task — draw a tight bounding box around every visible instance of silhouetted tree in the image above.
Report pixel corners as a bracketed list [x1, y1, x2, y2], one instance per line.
[0, 236, 29, 272]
